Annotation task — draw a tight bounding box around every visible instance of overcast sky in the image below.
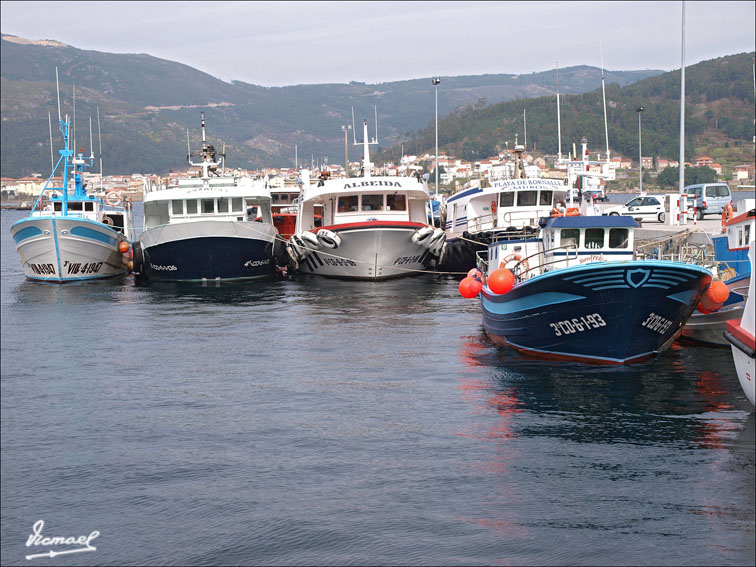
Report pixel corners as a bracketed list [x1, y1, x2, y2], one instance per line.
[1, 1, 754, 86]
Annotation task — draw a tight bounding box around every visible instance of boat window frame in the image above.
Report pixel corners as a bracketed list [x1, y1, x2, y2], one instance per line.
[608, 228, 630, 249]
[387, 193, 406, 211]
[499, 192, 515, 208]
[361, 194, 383, 211]
[337, 195, 359, 212]
[171, 200, 183, 216]
[186, 199, 198, 215]
[202, 198, 215, 215]
[585, 228, 605, 249]
[539, 190, 553, 206]
[560, 228, 580, 249]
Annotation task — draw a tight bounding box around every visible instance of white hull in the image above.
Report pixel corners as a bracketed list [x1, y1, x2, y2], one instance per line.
[730, 347, 755, 406]
[11, 217, 128, 282]
[295, 224, 436, 280]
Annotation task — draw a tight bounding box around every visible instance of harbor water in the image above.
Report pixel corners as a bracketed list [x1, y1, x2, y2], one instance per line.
[1, 205, 754, 566]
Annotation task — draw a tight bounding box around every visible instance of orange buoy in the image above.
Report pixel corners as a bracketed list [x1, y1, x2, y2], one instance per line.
[459, 277, 482, 298]
[487, 268, 514, 295]
[696, 303, 712, 314]
[118, 241, 130, 253]
[706, 280, 729, 304]
[127, 260, 134, 272]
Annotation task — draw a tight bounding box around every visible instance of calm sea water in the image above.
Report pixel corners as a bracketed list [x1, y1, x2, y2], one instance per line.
[1, 205, 754, 566]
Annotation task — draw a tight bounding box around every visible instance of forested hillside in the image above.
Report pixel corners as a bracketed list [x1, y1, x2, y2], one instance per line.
[0, 33, 662, 177]
[382, 52, 756, 165]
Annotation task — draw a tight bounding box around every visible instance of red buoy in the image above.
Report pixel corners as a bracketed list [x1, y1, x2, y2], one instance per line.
[487, 268, 514, 295]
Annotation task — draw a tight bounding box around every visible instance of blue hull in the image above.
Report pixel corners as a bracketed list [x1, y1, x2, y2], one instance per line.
[481, 261, 712, 364]
[143, 236, 276, 281]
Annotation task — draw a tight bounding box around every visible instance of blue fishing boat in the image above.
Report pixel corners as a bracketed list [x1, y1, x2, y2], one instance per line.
[10, 78, 134, 283]
[477, 215, 713, 364]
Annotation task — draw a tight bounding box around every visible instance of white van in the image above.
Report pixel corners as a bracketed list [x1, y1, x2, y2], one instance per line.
[684, 183, 732, 220]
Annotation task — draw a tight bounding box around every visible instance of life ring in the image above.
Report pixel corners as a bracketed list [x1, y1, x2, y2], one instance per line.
[288, 235, 307, 260]
[317, 229, 341, 249]
[566, 207, 580, 216]
[300, 231, 320, 250]
[551, 208, 563, 217]
[491, 200, 497, 214]
[105, 191, 122, 207]
[102, 215, 114, 226]
[427, 228, 445, 250]
[499, 253, 529, 272]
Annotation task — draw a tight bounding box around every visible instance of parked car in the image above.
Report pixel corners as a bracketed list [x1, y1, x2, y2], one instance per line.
[604, 195, 666, 222]
[684, 182, 732, 220]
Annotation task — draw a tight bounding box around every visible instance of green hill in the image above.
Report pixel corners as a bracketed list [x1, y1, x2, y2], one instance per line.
[380, 52, 756, 170]
[0, 33, 663, 177]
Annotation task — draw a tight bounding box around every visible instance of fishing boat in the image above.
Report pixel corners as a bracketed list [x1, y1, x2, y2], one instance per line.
[286, 117, 444, 280]
[10, 81, 134, 283]
[680, 200, 754, 345]
[723, 240, 755, 407]
[475, 215, 713, 364]
[133, 113, 285, 282]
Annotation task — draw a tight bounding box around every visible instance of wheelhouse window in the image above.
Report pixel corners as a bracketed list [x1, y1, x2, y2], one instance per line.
[218, 197, 229, 214]
[560, 229, 580, 249]
[499, 192, 515, 208]
[69, 202, 83, 211]
[85, 202, 94, 212]
[202, 199, 215, 214]
[186, 199, 198, 214]
[585, 228, 604, 249]
[362, 194, 383, 211]
[54, 202, 62, 212]
[609, 228, 629, 249]
[171, 200, 183, 215]
[387, 194, 406, 211]
[539, 190, 553, 206]
[231, 197, 243, 212]
[338, 195, 359, 212]
[517, 191, 537, 207]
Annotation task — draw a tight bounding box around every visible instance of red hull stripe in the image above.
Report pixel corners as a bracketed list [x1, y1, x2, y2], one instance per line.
[726, 319, 756, 349]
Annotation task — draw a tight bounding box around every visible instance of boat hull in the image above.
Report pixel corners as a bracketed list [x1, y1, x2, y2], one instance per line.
[139, 220, 279, 281]
[481, 261, 712, 364]
[724, 319, 756, 406]
[295, 222, 438, 280]
[10, 216, 128, 282]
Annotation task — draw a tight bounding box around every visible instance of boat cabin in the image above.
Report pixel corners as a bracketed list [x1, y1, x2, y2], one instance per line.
[486, 215, 637, 278]
[143, 177, 273, 231]
[445, 178, 569, 237]
[296, 176, 430, 232]
[45, 192, 132, 236]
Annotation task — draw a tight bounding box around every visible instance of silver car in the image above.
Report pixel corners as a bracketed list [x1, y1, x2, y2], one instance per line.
[604, 195, 666, 222]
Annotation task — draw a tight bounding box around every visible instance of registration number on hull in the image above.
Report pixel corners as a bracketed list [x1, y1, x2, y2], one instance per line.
[549, 313, 607, 336]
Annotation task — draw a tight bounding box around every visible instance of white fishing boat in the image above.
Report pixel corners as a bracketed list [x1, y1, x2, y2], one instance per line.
[133, 113, 286, 282]
[724, 241, 755, 407]
[10, 75, 134, 282]
[287, 117, 443, 280]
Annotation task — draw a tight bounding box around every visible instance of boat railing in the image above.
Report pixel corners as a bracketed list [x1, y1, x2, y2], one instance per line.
[467, 211, 497, 232]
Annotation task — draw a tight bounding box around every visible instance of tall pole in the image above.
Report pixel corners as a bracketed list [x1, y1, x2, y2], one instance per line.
[679, 1, 687, 224]
[637, 106, 644, 194]
[433, 78, 441, 194]
[342, 124, 351, 177]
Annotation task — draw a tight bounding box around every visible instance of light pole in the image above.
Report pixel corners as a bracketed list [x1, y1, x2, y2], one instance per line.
[432, 77, 441, 194]
[341, 124, 351, 178]
[637, 106, 644, 194]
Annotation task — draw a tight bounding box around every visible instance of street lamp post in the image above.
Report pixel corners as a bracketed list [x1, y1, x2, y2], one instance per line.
[341, 124, 351, 178]
[432, 78, 441, 194]
[637, 106, 644, 194]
